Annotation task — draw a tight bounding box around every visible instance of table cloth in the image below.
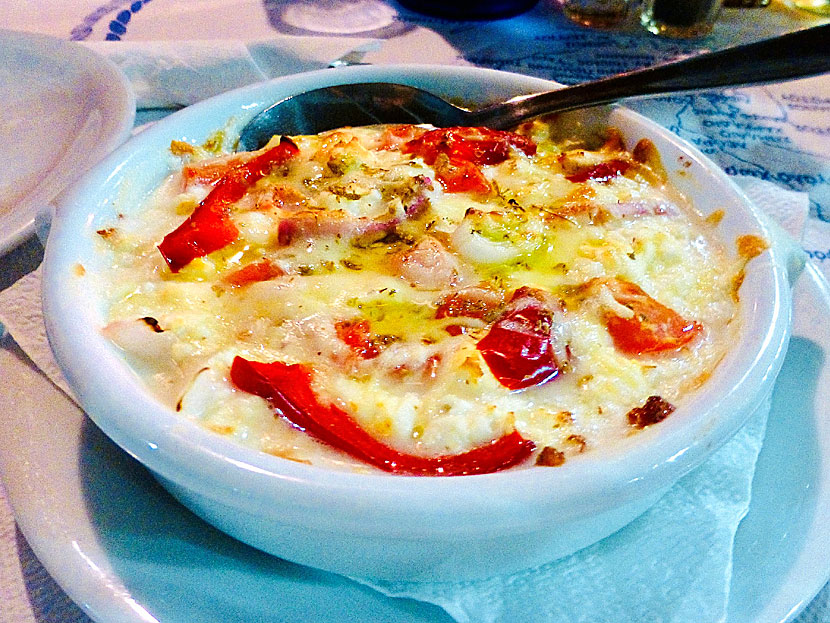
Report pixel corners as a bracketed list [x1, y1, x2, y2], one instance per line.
[0, 2, 828, 621]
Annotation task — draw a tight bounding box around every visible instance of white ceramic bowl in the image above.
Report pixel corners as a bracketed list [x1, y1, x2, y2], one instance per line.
[43, 65, 799, 582]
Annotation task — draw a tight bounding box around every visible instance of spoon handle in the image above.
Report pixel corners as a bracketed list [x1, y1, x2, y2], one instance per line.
[471, 24, 830, 129]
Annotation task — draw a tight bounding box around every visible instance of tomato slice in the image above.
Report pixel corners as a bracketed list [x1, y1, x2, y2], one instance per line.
[476, 289, 565, 391]
[566, 159, 631, 184]
[335, 319, 381, 360]
[230, 357, 535, 476]
[158, 138, 299, 272]
[602, 278, 702, 355]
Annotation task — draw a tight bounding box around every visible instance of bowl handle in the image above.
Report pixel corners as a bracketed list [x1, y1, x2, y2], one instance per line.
[762, 211, 807, 288]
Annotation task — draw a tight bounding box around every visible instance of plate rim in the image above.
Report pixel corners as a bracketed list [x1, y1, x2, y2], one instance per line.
[0, 28, 135, 254]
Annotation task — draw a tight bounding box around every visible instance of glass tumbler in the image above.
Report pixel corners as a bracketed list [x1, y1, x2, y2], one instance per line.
[640, 0, 724, 37]
[559, 0, 631, 28]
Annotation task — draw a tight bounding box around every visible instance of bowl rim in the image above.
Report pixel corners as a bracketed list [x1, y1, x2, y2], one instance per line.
[42, 64, 792, 535]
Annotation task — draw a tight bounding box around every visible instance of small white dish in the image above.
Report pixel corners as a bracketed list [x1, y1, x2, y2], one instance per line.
[41, 64, 799, 581]
[0, 29, 134, 253]
[0, 263, 828, 622]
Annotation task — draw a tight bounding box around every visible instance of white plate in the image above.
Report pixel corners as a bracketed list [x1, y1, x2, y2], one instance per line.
[0, 263, 828, 622]
[0, 29, 134, 254]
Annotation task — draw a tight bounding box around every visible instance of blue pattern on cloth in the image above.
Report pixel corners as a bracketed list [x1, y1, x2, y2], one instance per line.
[70, 0, 152, 41]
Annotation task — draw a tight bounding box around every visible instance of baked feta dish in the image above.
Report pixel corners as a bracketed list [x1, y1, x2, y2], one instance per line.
[96, 120, 761, 475]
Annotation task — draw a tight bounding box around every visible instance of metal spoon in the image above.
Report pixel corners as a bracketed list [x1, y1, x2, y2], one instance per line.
[238, 24, 830, 151]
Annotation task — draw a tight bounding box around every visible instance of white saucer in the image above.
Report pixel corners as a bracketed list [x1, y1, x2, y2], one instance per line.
[0, 29, 134, 254]
[0, 264, 828, 623]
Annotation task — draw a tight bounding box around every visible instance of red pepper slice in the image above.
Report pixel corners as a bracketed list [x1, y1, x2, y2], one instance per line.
[602, 278, 702, 355]
[404, 127, 536, 166]
[476, 290, 564, 391]
[182, 155, 247, 188]
[403, 127, 536, 195]
[433, 154, 492, 194]
[566, 159, 631, 184]
[158, 137, 299, 272]
[230, 356, 535, 476]
[222, 259, 284, 287]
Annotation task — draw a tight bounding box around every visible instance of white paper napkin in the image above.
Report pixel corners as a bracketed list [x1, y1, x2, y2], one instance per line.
[0, 177, 810, 623]
[81, 38, 382, 109]
[360, 402, 770, 623]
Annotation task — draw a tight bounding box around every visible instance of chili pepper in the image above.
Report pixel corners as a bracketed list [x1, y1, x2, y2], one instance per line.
[158, 137, 299, 272]
[230, 356, 535, 476]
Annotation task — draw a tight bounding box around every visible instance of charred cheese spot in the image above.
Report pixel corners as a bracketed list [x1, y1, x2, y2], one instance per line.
[626, 395, 675, 429]
[737, 234, 769, 261]
[705, 209, 725, 226]
[536, 446, 566, 466]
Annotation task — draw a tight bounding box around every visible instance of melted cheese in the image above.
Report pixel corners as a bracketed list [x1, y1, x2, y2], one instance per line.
[99, 122, 746, 472]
